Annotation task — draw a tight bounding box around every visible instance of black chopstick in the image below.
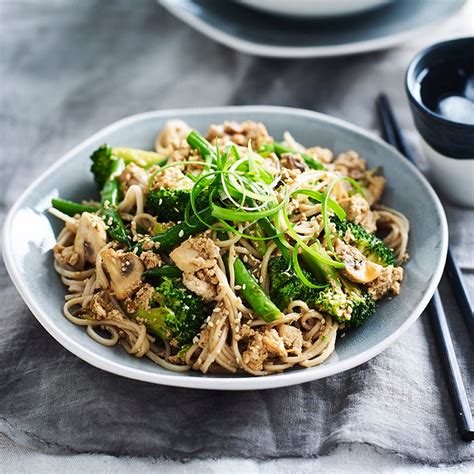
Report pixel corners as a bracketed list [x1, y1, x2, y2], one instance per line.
[429, 292, 474, 442]
[377, 94, 474, 341]
[446, 249, 474, 340]
[376, 93, 474, 442]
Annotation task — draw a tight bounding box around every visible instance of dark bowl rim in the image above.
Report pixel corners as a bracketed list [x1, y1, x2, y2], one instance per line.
[404, 36, 474, 131]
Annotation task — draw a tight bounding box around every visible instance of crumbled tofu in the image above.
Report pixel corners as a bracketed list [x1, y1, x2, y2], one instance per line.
[366, 266, 404, 300]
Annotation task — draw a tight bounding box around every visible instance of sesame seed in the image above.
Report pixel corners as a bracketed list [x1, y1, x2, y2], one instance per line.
[178, 230, 184, 238]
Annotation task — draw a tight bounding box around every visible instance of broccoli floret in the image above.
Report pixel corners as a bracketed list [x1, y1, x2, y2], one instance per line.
[333, 218, 395, 267]
[90, 144, 166, 188]
[146, 188, 209, 222]
[147, 188, 193, 222]
[314, 281, 376, 327]
[301, 241, 376, 328]
[269, 253, 375, 327]
[133, 277, 209, 349]
[268, 256, 315, 310]
[91, 145, 115, 188]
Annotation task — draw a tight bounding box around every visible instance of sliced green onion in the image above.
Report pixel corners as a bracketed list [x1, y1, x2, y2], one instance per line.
[215, 218, 285, 242]
[211, 200, 284, 222]
[291, 189, 346, 221]
[280, 204, 344, 269]
[343, 176, 366, 198]
[321, 178, 340, 252]
[292, 243, 327, 289]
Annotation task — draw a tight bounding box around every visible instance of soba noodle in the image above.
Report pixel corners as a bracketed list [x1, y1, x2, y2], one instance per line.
[49, 121, 409, 376]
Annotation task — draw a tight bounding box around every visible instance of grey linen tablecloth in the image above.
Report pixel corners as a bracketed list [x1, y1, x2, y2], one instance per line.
[1, 0, 473, 465]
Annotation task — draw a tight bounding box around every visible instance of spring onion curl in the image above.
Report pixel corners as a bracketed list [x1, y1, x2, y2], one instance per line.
[187, 131, 291, 251]
[49, 119, 409, 376]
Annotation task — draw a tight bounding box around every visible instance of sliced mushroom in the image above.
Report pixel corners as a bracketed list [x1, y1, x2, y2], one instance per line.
[334, 239, 383, 284]
[73, 212, 108, 267]
[280, 152, 308, 172]
[101, 248, 145, 300]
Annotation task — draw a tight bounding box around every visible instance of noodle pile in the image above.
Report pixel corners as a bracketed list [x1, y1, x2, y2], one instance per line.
[50, 120, 409, 376]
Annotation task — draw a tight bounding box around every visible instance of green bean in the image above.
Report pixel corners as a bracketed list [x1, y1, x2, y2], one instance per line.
[98, 158, 130, 247]
[260, 142, 324, 170]
[51, 198, 98, 216]
[233, 256, 281, 323]
[143, 265, 182, 280]
[136, 207, 214, 253]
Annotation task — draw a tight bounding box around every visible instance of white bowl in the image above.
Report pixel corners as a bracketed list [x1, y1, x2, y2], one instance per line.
[2, 106, 448, 390]
[238, 0, 392, 18]
[420, 136, 474, 207]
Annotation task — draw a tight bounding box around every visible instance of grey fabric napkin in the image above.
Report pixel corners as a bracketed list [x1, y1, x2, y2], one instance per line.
[1, 0, 473, 465]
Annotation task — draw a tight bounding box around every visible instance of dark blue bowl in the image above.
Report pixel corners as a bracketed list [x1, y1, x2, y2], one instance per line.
[405, 37, 474, 159]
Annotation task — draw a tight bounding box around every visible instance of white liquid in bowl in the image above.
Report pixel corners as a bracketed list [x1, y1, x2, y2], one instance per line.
[238, 0, 392, 18]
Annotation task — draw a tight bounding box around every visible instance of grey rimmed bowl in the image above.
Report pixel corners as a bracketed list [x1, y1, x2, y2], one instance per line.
[2, 106, 448, 390]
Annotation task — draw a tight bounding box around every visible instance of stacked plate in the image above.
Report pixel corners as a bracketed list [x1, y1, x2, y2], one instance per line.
[159, 0, 465, 58]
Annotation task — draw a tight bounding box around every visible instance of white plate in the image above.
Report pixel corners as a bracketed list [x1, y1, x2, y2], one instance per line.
[3, 106, 448, 390]
[159, 0, 465, 58]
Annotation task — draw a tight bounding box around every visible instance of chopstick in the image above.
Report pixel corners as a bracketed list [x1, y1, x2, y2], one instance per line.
[376, 93, 474, 442]
[377, 94, 474, 341]
[429, 292, 474, 442]
[446, 250, 474, 341]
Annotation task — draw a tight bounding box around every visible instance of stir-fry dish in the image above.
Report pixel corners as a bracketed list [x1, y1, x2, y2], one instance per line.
[50, 120, 409, 376]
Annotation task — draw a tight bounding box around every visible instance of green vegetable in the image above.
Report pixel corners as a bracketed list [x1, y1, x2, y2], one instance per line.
[268, 256, 311, 310]
[252, 223, 268, 257]
[143, 265, 182, 280]
[268, 255, 325, 310]
[97, 158, 130, 246]
[259, 142, 324, 170]
[281, 203, 344, 270]
[313, 282, 376, 328]
[147, 188, 209, 222]
[257, 216, 291, 262]
[51, 198, 99, 216]
[211, 199, 284, 223]
[291, 189, 346, 221]
[135, 207, 214, 253]
[301, 240, 376, 327]
[132, 277, 209, 349]
[91, 144, 166, 188]
[270, 245, 375, 327]
[232, 256, 282, 322]
[333, 218, 395, 267]
[187, 130, 215, 171]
